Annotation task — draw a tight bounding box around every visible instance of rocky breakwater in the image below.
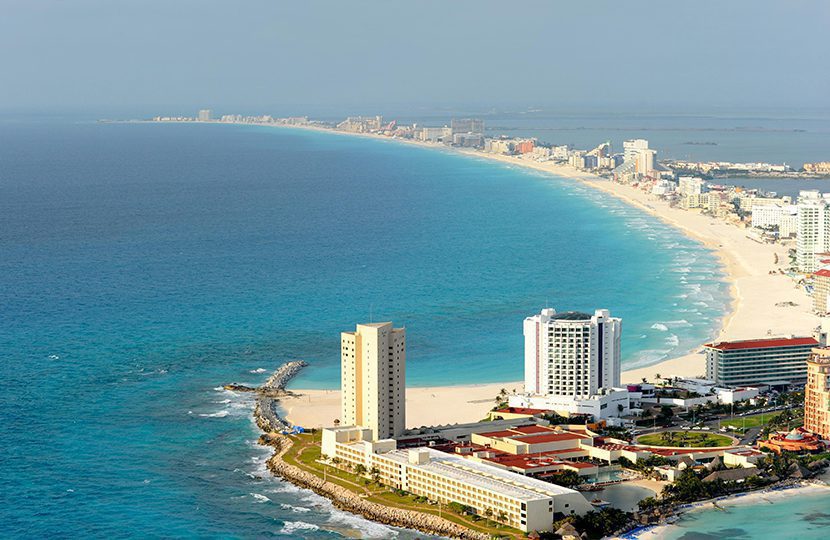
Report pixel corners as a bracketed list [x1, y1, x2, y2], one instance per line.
[257, 361, 307, 432]
[259, 435, 490, 540]
[225, 360, 308, 432]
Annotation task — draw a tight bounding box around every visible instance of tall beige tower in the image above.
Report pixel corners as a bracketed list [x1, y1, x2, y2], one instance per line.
[804, 347, 830, 438]
[340, 322, 406, 440]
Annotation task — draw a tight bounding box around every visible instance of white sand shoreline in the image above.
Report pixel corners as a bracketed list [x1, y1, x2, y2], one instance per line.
[624, 481, 830, 539]
[151, 120, 815, 429]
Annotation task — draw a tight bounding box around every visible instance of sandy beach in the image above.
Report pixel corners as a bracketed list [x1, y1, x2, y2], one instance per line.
[252, 125, 818, 429]
[625, 481, 830, 539]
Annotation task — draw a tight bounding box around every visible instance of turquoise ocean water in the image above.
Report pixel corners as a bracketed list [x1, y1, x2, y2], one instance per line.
[1, 120, 734, 537]
[658, 486, 830, 540]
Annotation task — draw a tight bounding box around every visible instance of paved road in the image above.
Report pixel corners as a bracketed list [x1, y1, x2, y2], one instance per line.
[739, 427, 762, 446]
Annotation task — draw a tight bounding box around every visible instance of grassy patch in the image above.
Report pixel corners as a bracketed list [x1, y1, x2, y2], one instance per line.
[719, 412, 779, 430]
[278, 432, 523, 539]
[637, 431, 734, 448]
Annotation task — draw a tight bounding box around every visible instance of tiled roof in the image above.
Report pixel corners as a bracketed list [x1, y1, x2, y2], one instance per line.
[704, 337, 817, 351]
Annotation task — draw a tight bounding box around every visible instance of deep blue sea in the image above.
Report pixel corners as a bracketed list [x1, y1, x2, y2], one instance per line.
[1, 120, 734, 537]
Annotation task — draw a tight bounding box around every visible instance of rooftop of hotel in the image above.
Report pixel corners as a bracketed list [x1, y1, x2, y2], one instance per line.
[383, 448, 578, 501]
[550, 311, 593, 321]
[726, 449, 766, 457]
[512, 432, 586, 444]
[596, 442, 738, 456]
[704, 336, 818, 351]
[434, 440, 591, 472]
[509, 424, 557, 434]
[493, 407, 549, 416]
[487, 453, 596, 471]
[478, 429, 524, 438]
[477, 425, 590, 442]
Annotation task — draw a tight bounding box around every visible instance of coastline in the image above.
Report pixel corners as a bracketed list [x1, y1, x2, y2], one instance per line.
[261, 122, 816, 428]
[623, 480, 830, 539]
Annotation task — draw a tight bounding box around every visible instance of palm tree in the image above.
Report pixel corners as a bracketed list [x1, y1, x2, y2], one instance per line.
[484, 507, 493, 523]
[354, 464, 367, 476]
[369, 466, 381, 484]
[497, 510, 507, 525]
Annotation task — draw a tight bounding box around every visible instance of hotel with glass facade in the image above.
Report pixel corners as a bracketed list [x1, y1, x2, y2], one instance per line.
[704, 337, 818, 387]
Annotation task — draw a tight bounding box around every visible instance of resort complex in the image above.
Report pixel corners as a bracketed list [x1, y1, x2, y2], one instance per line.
[302, 313, 830, 536]
[322, 426, 592, 532]
[323, 319, 596, 532]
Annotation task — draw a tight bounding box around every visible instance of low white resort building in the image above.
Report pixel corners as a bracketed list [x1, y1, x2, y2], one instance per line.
[322, 426, 592, 532]
[507, 388, 631, 420]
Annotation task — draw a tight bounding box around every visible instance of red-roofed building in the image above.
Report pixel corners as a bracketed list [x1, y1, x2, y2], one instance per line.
[434, 439, 599, 477]
[487, 407, 549, 421]
[471, 425, 591, 455]
[760, 427, 826, 454]
[704, 336, 818, 387]
[510, 424, 560, 435]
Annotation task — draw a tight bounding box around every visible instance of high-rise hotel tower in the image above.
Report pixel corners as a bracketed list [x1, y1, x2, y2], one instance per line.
[804, 347, 830, 439]
[523, 308, 621, 398]
[340, 322, 406, 440]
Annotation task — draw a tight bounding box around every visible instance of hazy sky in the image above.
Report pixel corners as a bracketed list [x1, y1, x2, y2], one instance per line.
[2, 0, 828, 115]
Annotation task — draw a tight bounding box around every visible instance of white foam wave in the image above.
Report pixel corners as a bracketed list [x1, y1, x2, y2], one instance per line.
[250, 493, 270, 503]
[651, 323, 669, 331]
[280, 521, 319, 535]
[665, 334, 680, 347]
[268, 482, 303, 495]
[327, 508, 399, 538]
[280, 503, 311, 513]
[629, 349, 673, 367]
[250, 368, 267, 374]
[199, 410, 229, 418]
[664, 319, 693, 328]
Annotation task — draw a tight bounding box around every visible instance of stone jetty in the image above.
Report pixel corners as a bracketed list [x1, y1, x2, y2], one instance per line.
[240, 360, 308, 432]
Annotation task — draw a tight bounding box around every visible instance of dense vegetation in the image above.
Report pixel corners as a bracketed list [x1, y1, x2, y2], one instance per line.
[544, 508, 632, 540]
[544, 470, 581, 488]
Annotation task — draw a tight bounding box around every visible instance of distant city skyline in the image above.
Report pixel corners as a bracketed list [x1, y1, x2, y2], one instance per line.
[2, 0, 829, 114]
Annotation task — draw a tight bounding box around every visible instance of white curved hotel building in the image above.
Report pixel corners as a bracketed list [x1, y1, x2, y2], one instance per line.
[523, 308, 622, 398]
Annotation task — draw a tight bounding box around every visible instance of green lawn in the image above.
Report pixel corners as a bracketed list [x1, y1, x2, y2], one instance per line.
[279, 432, 522, 539]
[719, 412, 779, 430]
[637, 431, 734, 448]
